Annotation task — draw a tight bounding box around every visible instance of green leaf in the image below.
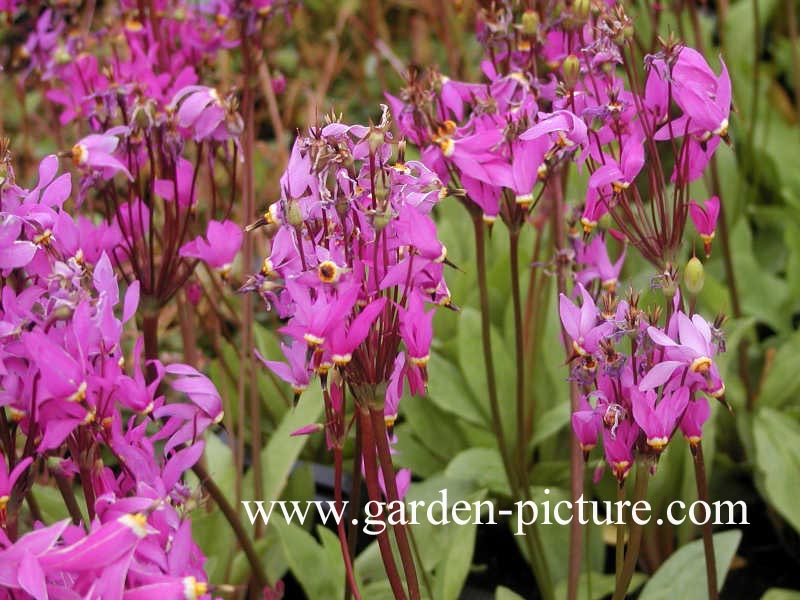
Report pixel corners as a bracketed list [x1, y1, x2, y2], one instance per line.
[457, 307, 516, 443]
[757, 330, 800, 409]
[529, 402, 570, 449]
[753, 408, 800, 532]
[273, 520, 345, 600]
[553, 572, 646, 600]
[426, 351, 489, 426]
[244, 388, 324, 502]
[496, 585, 526, 599]
[638, 530, 742, 600]
[434, 490, 486, 600]
[445, 447, 511, 497]
[762, 589, 800, 600]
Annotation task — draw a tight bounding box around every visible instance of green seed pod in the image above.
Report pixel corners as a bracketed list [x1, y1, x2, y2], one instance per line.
[368, 129, 385, 153]
[286, 199, 303, 228]
[521, 10, 540, 36]
[684, 256, 705, 295]
[563, 54, 581, 89]
[574, 0, 590, 21]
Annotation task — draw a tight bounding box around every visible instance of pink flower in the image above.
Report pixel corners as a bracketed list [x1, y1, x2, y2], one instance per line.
[640, 312, 725, 399]
[559, 285, 614, 357]
[571, 396, 600, 458]
[679, 396, 711, 446]
[179, 219, 243, 275]
[689, 196, 720, 257]
[70, 130, 133, 181]
[632, 387, 689, 452]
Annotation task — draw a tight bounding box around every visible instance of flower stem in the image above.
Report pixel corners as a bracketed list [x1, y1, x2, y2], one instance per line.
[612, 463, 649, 600]
[691, 441, 719, 600]
[370, 407, 420, 600]
[615, 483, 626, 589]
[509, 228, 528, 467]
[357, 407, 408, 600]
[470, 214, 514, 488]
[549, 177, 585, 600]
[334, 447, 362, 600]
[191, 461, 268, 591]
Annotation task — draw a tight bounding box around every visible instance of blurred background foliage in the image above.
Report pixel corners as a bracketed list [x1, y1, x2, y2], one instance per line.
[2, 0, 800, 598]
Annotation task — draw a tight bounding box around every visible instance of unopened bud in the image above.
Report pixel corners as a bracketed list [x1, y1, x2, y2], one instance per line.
[286, 199, 303, 228]
[368, 128, 385, 153]
[54, 45, 72, 65]
[373, 178, 389, 202]
[371, 207, 393, 232]
[574, 0, 590, 21]
[521, 10, 540, 36]
[563, 55, 581, 89]
[684, 256, 705, 295]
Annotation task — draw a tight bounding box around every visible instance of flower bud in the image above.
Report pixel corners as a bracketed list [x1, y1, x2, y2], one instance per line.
[684, 256, 705, 295]
[574, 0, 590, 21]
[368, 128, 385, 153]
[521, 10, 540, 36]
[563, 55, 581, 89]
[286, 199, 303, 228]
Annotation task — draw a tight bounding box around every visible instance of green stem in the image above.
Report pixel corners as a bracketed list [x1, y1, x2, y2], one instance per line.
[509, 229, 528, 466]
[471, 214, 512, 480]
[471, 213, 553, 600]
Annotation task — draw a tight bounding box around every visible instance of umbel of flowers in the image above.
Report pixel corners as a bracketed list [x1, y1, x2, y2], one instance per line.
[0, 148, 225, 597]
[385, 1, 732, 599]
[245, 106, 452, 599]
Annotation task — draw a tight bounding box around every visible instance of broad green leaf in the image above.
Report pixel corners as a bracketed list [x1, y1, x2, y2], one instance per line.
[426, 351, 489, 426]
[434, 491, 485, 600]
[273, 520, 344, 600]
[529, 402, 570, 449]
[757, 330, 800, 409]
[445, 447, 511, 497]
[496, 586, 526, 600]
[554, 572, 646, 600]
[244, 388, 323, 502]
[753, 408, 800, 532]
[762, 589, 800, 600]
[457, 307, 517, 444]
[638, 529, 742, 600]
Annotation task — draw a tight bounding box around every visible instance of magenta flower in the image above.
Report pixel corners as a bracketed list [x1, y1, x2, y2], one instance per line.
[398, 292, 435, 367]
[689, 196, 720, 257]
[679, 396, 711, 446]
[326, 297, 387, 365]
[0, 457, 33, 512]
[571, 396, 600, 458]
[559, 285, 614, 356]
[574, 235, 627, 292]
[651, 47, 731, 142]
[0, 217, 37, 271]
[256, 342, 312, 398]
[179, 219, 243, 275]
[70, 130, 133, 181]
[602, 419, 639, 482]
[632, 387, 689, 452]
[640, 312, 725, 399]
